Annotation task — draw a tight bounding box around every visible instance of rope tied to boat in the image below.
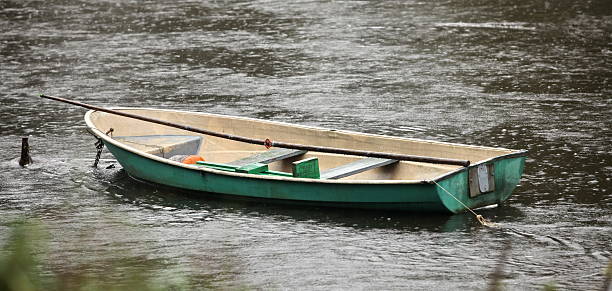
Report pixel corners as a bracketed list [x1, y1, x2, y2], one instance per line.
[93, 128, 114, 167]
[432, 180, 497, 228]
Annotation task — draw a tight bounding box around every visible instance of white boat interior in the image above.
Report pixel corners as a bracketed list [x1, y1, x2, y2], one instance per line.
[87, 109, 519, 181]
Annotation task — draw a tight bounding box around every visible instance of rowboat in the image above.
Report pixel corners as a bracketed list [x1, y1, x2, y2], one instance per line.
[80, 105, 526, 214]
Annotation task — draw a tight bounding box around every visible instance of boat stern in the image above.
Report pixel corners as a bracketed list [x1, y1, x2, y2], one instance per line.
[434, 153, 526, 213]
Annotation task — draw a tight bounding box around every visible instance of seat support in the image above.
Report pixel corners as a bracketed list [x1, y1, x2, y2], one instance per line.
[227, 148, 307, 167]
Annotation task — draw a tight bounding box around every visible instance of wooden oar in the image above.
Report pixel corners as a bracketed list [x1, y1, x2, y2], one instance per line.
[40, 94, 471, 167]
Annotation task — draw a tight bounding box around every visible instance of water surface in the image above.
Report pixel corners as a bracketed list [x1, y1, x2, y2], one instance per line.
[1, 0, 611, 289]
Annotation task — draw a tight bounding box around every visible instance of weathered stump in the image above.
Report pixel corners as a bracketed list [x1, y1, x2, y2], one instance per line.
[19, 137, 32, 166]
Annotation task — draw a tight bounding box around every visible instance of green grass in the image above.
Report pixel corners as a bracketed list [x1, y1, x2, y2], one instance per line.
[0, 220, 194, 291]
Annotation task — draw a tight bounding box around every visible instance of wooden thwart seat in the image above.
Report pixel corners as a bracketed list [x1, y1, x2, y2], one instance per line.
[320, 158, 398, 180]
[227, 148, 307, 167]
[208, 149, 397, 180]
[114, 135, 202, 158]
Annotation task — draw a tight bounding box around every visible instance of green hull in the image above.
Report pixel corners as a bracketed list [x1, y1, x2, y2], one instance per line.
[104, 141, 525, 213]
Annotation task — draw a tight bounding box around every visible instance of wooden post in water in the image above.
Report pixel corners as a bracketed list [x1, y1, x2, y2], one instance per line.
[19, 137, 32, 167]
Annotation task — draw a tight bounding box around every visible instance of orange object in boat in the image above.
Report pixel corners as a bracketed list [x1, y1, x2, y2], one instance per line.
[181, 155, 204, 164]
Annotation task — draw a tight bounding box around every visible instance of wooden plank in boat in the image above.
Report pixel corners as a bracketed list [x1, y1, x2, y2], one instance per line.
[114, 135, 202, 158]
[320, 158, 398, 180]
[227, 148, 307, 167]
[236, 163, 269, 174]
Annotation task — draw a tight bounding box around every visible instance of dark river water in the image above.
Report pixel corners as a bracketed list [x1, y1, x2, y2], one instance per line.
[1, 0, 611, 289]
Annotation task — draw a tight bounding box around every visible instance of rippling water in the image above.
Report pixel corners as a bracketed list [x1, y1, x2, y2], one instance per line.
[1, 0, 611, 289]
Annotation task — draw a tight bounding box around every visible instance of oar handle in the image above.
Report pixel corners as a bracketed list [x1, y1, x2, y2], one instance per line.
[40, 94, 470, 167]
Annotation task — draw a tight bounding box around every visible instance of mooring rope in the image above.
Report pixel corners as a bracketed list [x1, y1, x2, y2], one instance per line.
[91, 128, 114, 167]
[432, 180, 497, 227]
